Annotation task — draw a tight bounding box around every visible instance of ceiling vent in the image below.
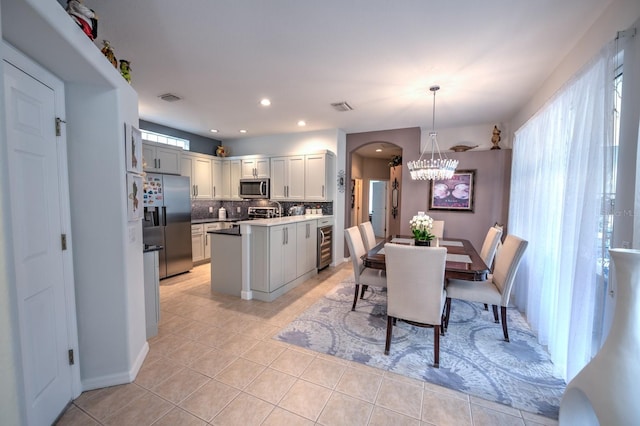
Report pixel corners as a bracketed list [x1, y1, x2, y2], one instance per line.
[159, 93, 181, 102]
[331, 101, 354, 112]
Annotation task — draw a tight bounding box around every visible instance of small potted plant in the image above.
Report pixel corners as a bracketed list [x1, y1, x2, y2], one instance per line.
[409, 212, 435, 246]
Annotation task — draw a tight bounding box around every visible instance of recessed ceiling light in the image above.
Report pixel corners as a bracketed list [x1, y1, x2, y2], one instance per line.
[260, 98, 271, 106]
[239, 129, 248, 133]
[297, 120, 306, 127]
[375, 148, 382, 152]
[210, 129, 219, 133]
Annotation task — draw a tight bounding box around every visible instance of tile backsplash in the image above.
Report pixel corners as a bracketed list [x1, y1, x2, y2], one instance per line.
[191, 199, 333, 220]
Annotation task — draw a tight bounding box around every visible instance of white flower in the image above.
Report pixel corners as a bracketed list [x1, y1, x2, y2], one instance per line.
[410, 213, 434, 240]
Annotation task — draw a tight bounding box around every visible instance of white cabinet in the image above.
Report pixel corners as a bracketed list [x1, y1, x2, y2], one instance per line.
[241, 158, 270, 178]
[268, 224, 298, 291]
[250, 219, 318, 299]
[270, 155, 305, 201]
[229, 159, 242, 199]
[204, 223, 223, 260]
[220, 159, 241, 200]
[192, 224, 205, 263]
[305, 152, 335, 201]
[142, 141, 182, 174]
[296, 220, 317, 276]
[181, 152, 213, 199]
[211, 159, 223, 199]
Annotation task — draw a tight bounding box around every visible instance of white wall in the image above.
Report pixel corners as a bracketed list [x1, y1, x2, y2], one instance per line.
[2, 0, 146, 395]
[511, 0, 640, 133]
[225, 128, 340, 157]
[420, 123, 510, 152]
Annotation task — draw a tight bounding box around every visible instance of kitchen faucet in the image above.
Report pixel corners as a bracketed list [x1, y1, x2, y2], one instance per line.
[271, 200, 282, 217]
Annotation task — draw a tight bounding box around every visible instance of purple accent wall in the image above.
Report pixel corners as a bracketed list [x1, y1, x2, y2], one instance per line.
[346, 128, 511, 252]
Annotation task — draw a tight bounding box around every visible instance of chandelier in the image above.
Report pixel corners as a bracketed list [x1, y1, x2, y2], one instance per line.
[407, 85, 458, 180]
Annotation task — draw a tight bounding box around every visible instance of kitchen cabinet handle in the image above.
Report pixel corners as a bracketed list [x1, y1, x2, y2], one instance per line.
[282, 228, 286, 245]
[154, 158, 158, 168]
[322, 185, 325, 197]
[158, 159, 161, 169]
[285, 227, 288, 244]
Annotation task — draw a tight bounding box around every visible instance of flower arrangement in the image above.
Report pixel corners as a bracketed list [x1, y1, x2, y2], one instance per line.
[410, 212, 435, 241]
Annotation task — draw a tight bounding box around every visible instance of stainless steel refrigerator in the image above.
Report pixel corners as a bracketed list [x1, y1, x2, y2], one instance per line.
[143, 173, 192, 279]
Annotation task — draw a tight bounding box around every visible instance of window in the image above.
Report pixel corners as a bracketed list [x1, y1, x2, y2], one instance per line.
[140, 129, 190, 150]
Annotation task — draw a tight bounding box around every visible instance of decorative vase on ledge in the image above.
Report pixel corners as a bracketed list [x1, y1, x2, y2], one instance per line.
[415, 239, 431, 247]
[559, 248, 640, 425]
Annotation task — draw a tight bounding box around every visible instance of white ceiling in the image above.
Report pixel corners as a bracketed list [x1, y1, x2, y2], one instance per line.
[89, 0, 609, 142]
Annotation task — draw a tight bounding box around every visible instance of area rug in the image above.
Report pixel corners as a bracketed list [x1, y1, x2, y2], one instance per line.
[274, 280, 566, 418]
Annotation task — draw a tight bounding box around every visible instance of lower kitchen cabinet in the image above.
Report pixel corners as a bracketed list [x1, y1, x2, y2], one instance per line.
[192, 224, 205, 263]
[296, 220, 317, 276]
[269, 224, 298, 291]
[250, 219, 318, 298]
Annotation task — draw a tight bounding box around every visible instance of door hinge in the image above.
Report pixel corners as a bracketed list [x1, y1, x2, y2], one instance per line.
[68, 349, 74, 365]
[61, 234, 67, 251]
[55, 117, 66, 136]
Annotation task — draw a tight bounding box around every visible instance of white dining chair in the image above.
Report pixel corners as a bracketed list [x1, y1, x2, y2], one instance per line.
[480, 225, 503, 270]
[344, 226, 387, 311]
[444, 234, 528, 342]
[358, 221, 377, 252]
[384, 243, 448, 367]
[431, 220, 444, 239]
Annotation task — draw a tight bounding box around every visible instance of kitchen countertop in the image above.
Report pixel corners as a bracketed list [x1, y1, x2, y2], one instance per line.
[237, 214, 332, 227]
[192, 217, 247, 224]
[207, 226, 241, 236]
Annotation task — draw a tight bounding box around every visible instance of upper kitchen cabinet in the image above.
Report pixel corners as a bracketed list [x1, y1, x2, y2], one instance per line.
[211, 158, 223, 199]
[143, 141, 182, 175]
[241, 157, 270, 179]
[221, 159, 242, 200]
[181, 152, 213, 199]
[270, 155, 305, 201]
[305, 152, 334, 201]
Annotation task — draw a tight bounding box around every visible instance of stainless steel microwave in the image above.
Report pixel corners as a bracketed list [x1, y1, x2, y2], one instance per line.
[239, 178, 270, 199]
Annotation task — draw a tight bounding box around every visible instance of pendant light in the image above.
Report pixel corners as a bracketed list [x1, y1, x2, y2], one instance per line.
[407, 85, 458, 180]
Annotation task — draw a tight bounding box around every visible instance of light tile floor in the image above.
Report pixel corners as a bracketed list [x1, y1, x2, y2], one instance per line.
[56, 263, 558, 426]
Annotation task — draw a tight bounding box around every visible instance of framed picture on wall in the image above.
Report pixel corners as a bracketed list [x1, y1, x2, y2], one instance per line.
[127, 173, 143, 221]
[125, 123, 143, 174]
[429, 169, 476, 212]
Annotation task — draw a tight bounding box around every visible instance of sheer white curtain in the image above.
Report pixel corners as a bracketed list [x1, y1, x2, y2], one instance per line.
[509, 42, 615, 382]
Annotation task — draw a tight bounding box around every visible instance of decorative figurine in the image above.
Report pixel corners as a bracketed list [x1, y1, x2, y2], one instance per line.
[119, 60, 132, 83]
[491, 125, 502, 150]
[216, 146, 229, 157]
[66, 0, 97, 40]
[100, 40, 117, 68]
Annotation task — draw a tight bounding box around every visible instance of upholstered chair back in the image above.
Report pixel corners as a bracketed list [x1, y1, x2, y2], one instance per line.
[384, 244, 447, 325]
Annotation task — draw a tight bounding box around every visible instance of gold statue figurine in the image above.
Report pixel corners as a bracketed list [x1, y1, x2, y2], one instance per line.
[491, 125, 502, 150]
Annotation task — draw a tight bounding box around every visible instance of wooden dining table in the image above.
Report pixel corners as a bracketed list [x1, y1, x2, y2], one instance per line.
[362, 236, 489, 281]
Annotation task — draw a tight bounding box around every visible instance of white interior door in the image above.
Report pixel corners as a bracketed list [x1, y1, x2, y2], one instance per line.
[4, 59, 75, 425]
[371, 181, 387, 237]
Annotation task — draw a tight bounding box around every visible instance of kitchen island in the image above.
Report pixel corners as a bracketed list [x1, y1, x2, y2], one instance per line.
[208, 215, 333, 301]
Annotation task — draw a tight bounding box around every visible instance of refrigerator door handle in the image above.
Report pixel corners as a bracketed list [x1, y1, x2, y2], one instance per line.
[161, 206, 167, 226]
